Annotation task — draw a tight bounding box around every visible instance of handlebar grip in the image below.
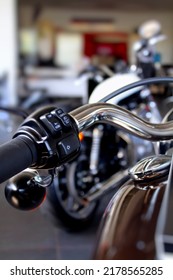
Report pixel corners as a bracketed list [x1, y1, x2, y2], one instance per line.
[0, 137, 37, 184]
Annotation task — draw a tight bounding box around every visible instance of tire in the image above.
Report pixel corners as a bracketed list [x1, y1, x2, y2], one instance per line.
[42, 174, 99, 232]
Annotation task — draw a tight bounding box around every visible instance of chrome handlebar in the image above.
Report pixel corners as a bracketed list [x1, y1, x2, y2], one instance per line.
[70, 103, 173, 141]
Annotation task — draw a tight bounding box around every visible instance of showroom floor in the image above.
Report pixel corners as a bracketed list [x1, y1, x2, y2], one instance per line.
[0, 176, 110, 260]
[0, 182, 103, 260]
[0, 94, 170, 260]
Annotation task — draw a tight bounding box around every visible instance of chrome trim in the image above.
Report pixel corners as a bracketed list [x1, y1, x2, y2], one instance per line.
[70, 103, 173, 141]
[129, 155, 171, 181]
[67, 166, 129, 206]
[85, 169, 129, 203]
[155, 155, 173, 260]
[162, 107, 173, 123]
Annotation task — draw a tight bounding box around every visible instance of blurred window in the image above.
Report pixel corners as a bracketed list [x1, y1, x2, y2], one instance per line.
[19, 29, 37, 55]
[55, 33, 83, 67]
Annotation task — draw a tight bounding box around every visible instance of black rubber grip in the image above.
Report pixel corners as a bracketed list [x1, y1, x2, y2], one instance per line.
[0, 137, 37, 184]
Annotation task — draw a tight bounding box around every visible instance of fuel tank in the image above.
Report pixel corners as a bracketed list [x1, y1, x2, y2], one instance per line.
[93, 156, 169, 260]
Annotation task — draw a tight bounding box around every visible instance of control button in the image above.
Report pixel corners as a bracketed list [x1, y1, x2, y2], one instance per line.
[61, 114, 71, 127]
[40, 114, 62, 135]
[53, 122, 62, 131]
[55, 109, 71, 128]
[46, 113, 53, 119]
[46, 114, 62, 131]
[57, 134, 80, 159]
[55, 108, 64, 116]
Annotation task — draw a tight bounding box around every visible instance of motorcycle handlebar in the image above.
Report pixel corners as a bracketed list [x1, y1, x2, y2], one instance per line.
[70, 103, 173, 141]
[0, 136, 37, 183]
[1, 102, 173, 184]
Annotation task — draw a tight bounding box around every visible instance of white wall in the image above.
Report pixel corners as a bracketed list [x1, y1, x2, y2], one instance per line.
[19, 6, 173, 64]
[0, 0, 17, 105]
